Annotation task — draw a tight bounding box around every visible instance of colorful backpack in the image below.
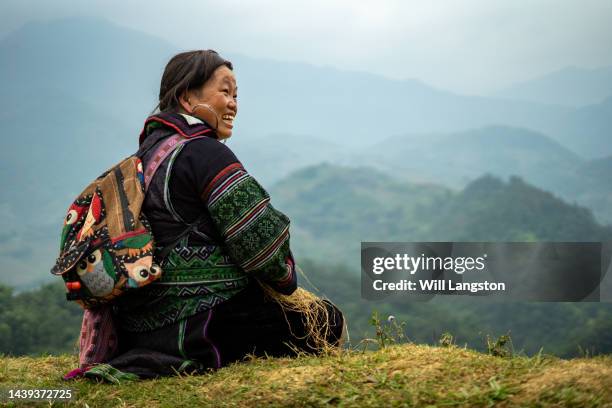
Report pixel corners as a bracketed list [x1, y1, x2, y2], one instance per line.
[51, 134, 205, 309]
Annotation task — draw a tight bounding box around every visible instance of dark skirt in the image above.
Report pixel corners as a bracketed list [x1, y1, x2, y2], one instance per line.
[102, 282, 344, 379]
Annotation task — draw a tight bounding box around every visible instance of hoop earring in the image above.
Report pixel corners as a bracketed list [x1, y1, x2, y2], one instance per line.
[191, 103, 220, 130]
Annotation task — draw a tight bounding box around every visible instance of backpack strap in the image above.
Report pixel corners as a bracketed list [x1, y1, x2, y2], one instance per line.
[142, 134, 215, 259]
[143, 134, 202, 193]
[161, 141, 216, 244]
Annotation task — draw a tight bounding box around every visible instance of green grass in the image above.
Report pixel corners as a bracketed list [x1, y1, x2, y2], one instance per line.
[1, 344, 611, 407]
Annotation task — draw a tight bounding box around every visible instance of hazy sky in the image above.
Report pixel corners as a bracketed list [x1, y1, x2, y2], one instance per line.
[2, 0, 611, 94]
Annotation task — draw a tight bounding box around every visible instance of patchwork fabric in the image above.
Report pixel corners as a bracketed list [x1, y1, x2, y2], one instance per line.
[51, 131, 210, 308]
[50, 157, 159, 308]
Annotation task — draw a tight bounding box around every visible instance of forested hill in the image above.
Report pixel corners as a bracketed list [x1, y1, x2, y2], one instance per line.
[270, 164, 612, 266]
[432, 174, 611, 241]
[266, 164, 612, 358]
[2, 164, 611, 358]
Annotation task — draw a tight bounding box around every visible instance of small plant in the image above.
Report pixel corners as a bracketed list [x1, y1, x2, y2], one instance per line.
[366, 310, 407, 349]
[577, 344, 595, 358]
[438, 332, 455, 348]
[487, 376, 511, 403]
[486, 332, 514, 358]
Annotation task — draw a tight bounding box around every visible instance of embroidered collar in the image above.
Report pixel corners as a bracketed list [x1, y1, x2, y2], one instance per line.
[139, 111, 216, 145]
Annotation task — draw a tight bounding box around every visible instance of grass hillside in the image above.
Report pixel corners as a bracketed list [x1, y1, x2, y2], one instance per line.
[1, 345, 611, 407]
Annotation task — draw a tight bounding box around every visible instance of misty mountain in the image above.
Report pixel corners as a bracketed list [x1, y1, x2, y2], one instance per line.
[0, 87, 136, 289]
[578, 155, 612, 187]
[1, 17, 611, 157]
[430, 174, 611, 241]
[230, 133, 344, 186]
[1, 17, 611, 288]
[353, 125, 581, 188]
[492, 65, 612, 107]
[228, 54, 612, 159]
[0, 16, 175, 129]
[270, 164, 612, 267]
[240, 126, 612, 225]
[550, 96, 612, 158]
[348, 126, 612, 225]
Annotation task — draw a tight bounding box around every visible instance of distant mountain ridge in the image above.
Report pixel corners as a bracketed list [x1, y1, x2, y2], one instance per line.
[492, 65, 612, 107]
[271, 164, 612, 266]
[354, 125, 581, 185]
[0, 16, 176, 126]
[0, 17, 611, 156]
[347, 126, 612, 225]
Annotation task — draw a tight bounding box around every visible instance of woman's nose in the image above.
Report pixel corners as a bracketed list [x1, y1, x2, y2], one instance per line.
[229, 99, 238, 112]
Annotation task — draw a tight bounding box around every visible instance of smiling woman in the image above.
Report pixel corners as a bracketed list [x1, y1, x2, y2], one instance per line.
[182, 65, 237, 138]
[64, 50, 344, 382]
[157, 51, 238, 139]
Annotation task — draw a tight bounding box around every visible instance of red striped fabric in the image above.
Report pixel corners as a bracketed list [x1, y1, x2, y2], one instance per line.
[78, 306, 118, 369]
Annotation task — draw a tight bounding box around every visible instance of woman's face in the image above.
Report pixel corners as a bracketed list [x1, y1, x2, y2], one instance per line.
[182, 65, 238, 139]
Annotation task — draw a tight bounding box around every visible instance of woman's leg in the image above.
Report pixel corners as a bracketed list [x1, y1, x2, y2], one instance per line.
[203, 282, 344, 366]
[108, 313, 220, 379]
[103, 282, 344, 378]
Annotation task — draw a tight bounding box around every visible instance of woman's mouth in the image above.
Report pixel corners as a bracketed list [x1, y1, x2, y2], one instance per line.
[221, 114, 235, 128]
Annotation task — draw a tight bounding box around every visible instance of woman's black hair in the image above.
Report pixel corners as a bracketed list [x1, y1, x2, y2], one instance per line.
[156, 50, 233, 113]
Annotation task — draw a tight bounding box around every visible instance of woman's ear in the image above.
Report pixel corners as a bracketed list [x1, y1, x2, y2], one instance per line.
[178, 90, 192, 114]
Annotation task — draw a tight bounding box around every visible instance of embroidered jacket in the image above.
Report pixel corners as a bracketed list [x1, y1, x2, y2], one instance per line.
[114, 112, 297, 332]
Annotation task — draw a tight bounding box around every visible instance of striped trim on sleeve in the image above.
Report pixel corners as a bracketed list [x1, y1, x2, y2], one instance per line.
[203, 164, 297, 293]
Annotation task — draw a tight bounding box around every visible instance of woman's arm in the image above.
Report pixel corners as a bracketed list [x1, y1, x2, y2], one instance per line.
[177, 138, 297, 295]
[202, 162, 297, 294]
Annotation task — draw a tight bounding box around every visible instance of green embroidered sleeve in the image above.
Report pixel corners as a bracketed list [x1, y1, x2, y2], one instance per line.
[203, 163, 297, 294]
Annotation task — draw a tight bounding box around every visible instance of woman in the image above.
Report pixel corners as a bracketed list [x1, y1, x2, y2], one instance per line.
[69, 50, 344, 382]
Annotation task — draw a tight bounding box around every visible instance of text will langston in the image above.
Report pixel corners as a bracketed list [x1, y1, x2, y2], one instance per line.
[372, 279, 506, 293]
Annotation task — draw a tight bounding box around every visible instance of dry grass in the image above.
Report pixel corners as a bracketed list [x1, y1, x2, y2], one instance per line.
[1, 344, 611, 407]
